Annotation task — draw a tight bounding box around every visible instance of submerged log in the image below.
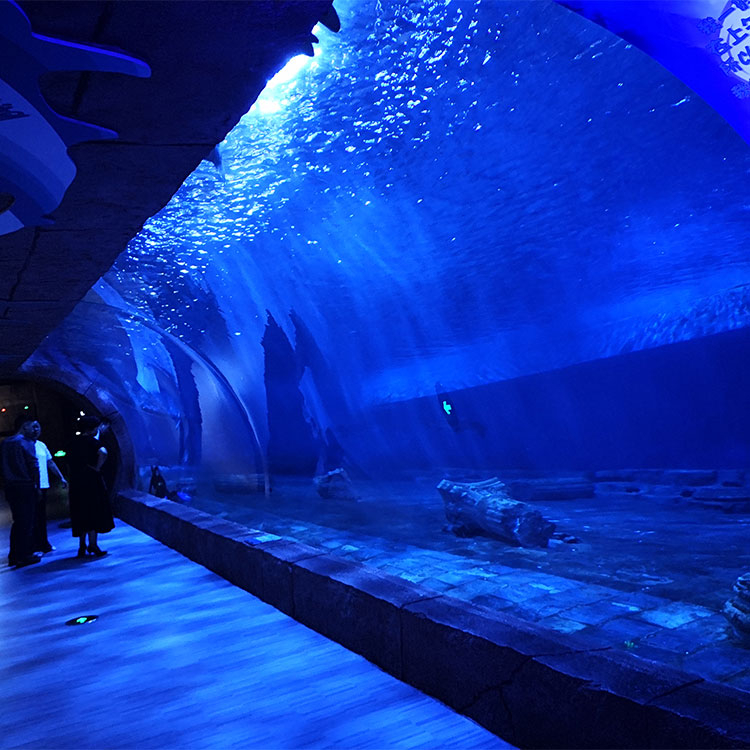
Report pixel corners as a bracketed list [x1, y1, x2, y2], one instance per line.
[438, 477, 555, 548]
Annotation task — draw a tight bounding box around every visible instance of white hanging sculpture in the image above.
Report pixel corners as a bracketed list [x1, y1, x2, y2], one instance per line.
[0, 0, 150, 236]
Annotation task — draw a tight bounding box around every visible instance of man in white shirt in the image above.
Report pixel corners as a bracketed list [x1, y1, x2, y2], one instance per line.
[28, 421, 67, 554]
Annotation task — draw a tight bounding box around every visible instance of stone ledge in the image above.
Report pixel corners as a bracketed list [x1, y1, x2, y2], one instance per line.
[113, 490, 750, 749]
[294, 554, 439, 676]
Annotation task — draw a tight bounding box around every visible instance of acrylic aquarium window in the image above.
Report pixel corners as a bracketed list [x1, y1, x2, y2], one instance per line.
[26, 0, 750, 688]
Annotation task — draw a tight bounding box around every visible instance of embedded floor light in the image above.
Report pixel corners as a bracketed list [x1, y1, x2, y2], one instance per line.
[65, 615, 98, 626]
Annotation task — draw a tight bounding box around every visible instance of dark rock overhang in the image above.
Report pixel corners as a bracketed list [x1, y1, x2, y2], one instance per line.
[0, 0, 336, 375]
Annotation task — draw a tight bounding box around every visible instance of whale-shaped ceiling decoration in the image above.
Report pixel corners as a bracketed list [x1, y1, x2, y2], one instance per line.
[556, 0, 750, 145]
[0, 0, 150, 236]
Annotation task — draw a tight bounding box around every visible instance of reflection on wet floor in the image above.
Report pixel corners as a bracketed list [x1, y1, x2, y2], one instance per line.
[188, 474, 750, 691]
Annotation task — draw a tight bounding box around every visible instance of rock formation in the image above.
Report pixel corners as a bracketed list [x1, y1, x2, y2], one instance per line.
[723, 572, 750, 644]
[315, 468, 358, 501]
[437, 477, 555, 548]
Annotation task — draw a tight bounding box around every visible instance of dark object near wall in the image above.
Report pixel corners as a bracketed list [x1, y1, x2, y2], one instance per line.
[148, 466, 168, 498]
[438, 477, 555, 548]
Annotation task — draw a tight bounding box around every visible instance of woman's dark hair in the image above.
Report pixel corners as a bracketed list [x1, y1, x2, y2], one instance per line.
[78, 415, 102, 432]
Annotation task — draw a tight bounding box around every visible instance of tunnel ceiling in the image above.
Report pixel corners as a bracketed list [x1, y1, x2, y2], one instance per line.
[0, 0, 333, 374]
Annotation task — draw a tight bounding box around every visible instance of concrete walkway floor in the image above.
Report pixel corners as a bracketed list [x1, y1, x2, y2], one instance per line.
[0, 523, 513, 750]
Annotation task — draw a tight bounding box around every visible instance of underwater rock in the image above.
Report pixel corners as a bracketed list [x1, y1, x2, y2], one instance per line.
[552, 531, 581, 544]
[592, 469, 747, 506]
[315, 468, 358, 501]
[688, 487, 750, 513]
[437, 478, 555, 548]
[167, 489, 192, 504]
[723, 573, 750, 643]
[718, 469, 747, 488]
[506, 477, 595, 502]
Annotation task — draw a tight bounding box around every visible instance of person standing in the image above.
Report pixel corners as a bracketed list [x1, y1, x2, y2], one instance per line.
[28, 421, 67, 554]
[67, 415, 114, 558]
[1, 415, 41, 567]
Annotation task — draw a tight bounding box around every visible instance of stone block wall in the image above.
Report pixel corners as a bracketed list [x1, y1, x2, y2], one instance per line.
[591, 469, 750, 512]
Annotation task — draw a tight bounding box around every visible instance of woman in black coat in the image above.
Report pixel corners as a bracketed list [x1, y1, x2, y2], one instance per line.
[67, 415, 114, 557]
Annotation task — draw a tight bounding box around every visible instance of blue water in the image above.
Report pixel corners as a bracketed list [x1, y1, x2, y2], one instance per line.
[25, 0, 750, 478]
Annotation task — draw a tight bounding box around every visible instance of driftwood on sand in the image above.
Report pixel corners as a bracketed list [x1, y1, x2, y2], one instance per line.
[438, 477, 555, 548]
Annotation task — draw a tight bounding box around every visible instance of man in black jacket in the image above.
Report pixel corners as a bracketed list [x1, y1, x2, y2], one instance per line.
[1, 415, 41, 567]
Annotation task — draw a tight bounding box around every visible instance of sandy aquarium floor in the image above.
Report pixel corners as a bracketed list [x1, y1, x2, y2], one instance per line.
[187, 472, 750, 692]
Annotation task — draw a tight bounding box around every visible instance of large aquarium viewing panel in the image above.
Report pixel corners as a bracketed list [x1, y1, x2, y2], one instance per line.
[8, 1, 750, 745]
[26, 0, 750, 478]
